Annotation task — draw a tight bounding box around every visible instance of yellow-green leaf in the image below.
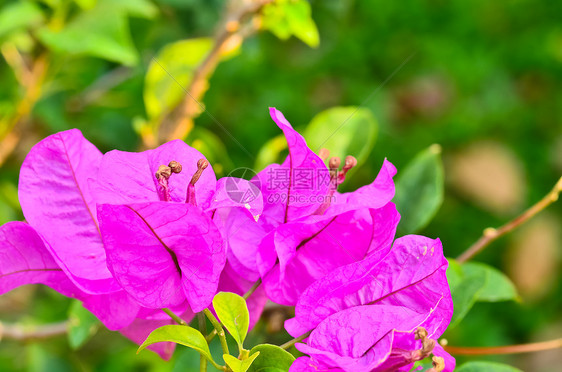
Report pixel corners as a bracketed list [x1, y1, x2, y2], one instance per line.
[143, 38, 213, 121]
[223, 352, 260, 372]
[212, 292, 250, 349]
[247, 344, 295, 372]
[262, 0, 320, 48]
[137, 325, 213, 363]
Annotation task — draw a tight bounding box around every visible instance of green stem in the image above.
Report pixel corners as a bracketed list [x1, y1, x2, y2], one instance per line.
[198, 313, 208, 372]
[205, 329, 217, 343]
[243, 278, 262, 300]
[162, 308, 186, 325]
[280, 331, 311, 350]
[203, 309, 229, 356]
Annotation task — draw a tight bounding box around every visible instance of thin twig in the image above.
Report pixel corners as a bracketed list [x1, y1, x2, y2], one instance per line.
[156, 0, 274, 145]
[198, 313, 208, 372]
[162, 308, 186, 325]
[243, 278, 262, 300]
[280, 331, 311, 350]
[445, 337, 562, 355]
[203, 309, 229, 356]
[0, 53, 48, 167]
[457, 176, 562, 263]
[0, 320, 68, 341]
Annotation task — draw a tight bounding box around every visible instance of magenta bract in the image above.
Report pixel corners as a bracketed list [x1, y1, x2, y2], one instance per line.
[286, 236, 455, 371]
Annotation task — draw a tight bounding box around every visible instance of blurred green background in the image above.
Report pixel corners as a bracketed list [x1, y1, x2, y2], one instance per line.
[0, 0, 561, 371]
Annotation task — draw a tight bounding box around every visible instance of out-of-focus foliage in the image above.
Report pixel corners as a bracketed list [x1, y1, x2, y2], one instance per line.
[0, 0, 561, 371]
[394, 144, 444, 235]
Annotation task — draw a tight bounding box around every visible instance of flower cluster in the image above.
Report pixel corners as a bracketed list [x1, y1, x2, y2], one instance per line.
[0, 107, 454, 371]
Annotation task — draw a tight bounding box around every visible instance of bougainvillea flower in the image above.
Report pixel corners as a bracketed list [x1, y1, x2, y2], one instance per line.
[234, 108, 400, 304]
[18, 129, 120, 294]
[94, 139, 263, 313]
[98, 202, 225, 311]
[257, 205, 400, 305]
[286, 235, 454, 371]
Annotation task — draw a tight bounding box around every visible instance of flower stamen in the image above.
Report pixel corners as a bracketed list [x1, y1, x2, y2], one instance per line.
[186, 159, 209, 206]
[155, 165, 173, 201]
[313, 155, 358, 215]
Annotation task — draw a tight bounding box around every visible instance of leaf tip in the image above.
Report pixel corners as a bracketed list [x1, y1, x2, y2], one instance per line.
[429, 143, 442, 155]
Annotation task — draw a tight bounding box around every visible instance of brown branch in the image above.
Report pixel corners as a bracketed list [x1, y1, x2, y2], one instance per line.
[155, 0, 274, 146]
[0, 320, 69, 341]
[457, 176, 562, 263]
[445, 337, 562, 355]
[0, 52, 49, 167]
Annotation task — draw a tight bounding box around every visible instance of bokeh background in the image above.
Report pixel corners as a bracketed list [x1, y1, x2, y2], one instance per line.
[0, 0, 561, 371]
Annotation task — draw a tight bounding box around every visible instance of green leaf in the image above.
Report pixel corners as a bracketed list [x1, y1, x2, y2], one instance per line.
[262, 0, 320, 47]
[212, 292, 250, 349]
[447, 259, 519, 327]
[463, 262, 519, 302]
[247, 344, 296, 372]
[143, 38, 213, 121]
[0, 2, 44, 39]
[223, 352, 260, 372]
[67, 300, 99, 349]
[38, 0, 157, 65]
[394, 144, 444, 234]
[447, 260, 487, 328]
[303, 106, 378, 168]
[456, 361, 523, 372]
[137, 325, 213, 363]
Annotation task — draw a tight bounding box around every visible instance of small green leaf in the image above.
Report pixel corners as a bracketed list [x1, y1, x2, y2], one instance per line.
[223, 352, 260, 372]
[137, 325, 213, 363]
[67, 300, 99, 349]
[463, 262, 519, 302]
[394, 144, 444, 234]
[212, 292, 250, 349]
[447, 260, 487, 328]
[262, 0, 320, 47]
[455, 361, 523, 372]
[38, 0, 156, 65]
[447, 259, 520, 327]
[303, 106, 378, 168]
[143, 38, 213, 121]
[247, 344, 296, 372]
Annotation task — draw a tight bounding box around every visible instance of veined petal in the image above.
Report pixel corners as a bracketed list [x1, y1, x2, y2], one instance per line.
[259, 204, 399, 305]
[98, 202, 225, 311]
[95, 140, 216, 208]
[18, 129, 118, 294]
[0, 222, 82, 298]
[286, 234, 450, 338]
[296, 305, 428, 372]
